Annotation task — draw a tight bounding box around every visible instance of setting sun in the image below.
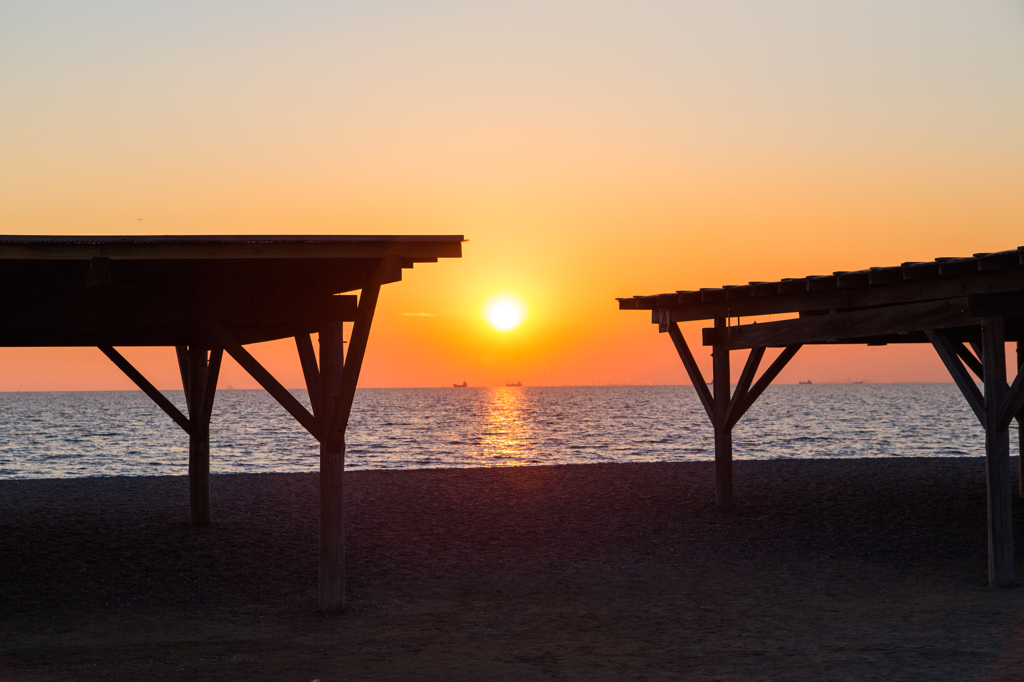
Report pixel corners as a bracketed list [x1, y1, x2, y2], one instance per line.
[484, 294, 526, 332]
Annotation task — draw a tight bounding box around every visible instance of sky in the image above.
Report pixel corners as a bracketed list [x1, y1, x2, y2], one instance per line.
[1, 1, 1022, 390]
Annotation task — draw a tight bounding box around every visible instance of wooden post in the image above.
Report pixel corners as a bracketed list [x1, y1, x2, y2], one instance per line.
[183, 346, 222, 527]
[982, 318, 1014, 586]
[712, 317, 734, 509]
[1018, 341, 1023, 498]
[319, 320, 346, 613]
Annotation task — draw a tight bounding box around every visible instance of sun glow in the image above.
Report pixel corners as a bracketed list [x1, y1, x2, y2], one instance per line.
[484, 294, 526, 332]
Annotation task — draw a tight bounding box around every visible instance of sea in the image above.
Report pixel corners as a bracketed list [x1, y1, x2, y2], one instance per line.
[0, 384, 1013, 480]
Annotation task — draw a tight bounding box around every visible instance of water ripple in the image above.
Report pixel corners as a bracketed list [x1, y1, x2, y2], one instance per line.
[0, 384, 1011, 479]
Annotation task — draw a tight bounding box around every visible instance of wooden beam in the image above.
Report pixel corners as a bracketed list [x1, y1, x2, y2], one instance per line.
[667, 322, 715, 424]
[729, 345, 801, 428]
[99, 345, 190, 433]
[926, 330, 985, 425]
[725, 347, 764, 428]
[207, 321, 321, 441]
[295, 334, 321, 420]
[627, 269, 1024, 323]
[981, 316, 1014, 586]
[703, 298, 977, 350]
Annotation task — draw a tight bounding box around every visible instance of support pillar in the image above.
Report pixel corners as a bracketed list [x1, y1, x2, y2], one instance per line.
[982, 318, 1014, 586]
[1018, 341, 1023, 498]
[319, 320, 347, 613]
[712, 317, 734, 509]
[182, 345, 222, 527]
[317, 276, 382, 613]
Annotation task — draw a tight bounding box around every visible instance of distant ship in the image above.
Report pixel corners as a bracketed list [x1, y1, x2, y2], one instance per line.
[506, 382, 522, 387]
[453, 381, 467, 388]
[799, 380, 813, 385]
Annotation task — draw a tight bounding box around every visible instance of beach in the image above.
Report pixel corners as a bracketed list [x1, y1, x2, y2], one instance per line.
[3, 458, 1024, 680]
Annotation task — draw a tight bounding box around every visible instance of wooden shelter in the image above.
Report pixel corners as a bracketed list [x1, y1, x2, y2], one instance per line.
[0, 234, 462, 612]
[619, 247, 1024, 587]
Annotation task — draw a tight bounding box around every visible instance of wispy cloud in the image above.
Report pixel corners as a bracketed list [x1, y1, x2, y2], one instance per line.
[401, 312, 436, 317]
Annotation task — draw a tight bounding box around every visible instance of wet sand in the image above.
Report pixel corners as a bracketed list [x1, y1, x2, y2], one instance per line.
[3, 458, 1024, 681]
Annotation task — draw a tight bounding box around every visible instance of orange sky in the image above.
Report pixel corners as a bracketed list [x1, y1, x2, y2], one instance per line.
[1, 1, 1022, 391]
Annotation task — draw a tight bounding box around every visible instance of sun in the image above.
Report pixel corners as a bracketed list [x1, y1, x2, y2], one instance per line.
[484, 294, 526, 332]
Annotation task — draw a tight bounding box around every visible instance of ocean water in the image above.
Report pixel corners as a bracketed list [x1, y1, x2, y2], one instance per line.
[0, 384, 1013, 479]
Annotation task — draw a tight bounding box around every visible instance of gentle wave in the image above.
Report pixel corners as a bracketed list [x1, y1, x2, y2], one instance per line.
[0, 384, 1011, 479]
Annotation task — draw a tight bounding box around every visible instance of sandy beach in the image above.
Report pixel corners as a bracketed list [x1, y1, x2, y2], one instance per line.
[3, 458, 1024, 680]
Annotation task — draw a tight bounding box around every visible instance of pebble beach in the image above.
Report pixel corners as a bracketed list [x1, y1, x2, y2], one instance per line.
[3, 458, 1024, 680]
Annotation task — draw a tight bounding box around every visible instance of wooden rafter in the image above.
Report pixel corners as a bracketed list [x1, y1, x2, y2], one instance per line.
[622, 247, 1024, 323]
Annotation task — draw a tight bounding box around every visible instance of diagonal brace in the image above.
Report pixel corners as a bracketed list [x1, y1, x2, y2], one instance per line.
[196, 347, 223, 429]
[953, 341, 983, 382]
[927, 329, 984, 425]
[998, 365, 1024, 429]
[295, 334, 321, 420]
[725, 347, 765, 428]
[207, 321, 321, 441]
[100, 345, 191, 433]
[667, 322, 714, 424]
[728, 345, 801, 429]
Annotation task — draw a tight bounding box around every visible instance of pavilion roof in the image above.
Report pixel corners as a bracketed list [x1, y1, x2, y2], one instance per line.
[618, 246, 1024, 348]
[0, 234, 463, 347]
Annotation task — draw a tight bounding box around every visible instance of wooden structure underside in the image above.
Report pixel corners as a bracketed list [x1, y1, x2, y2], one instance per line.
[0, 235, 463, 613]
[619, 246, 1024, 588]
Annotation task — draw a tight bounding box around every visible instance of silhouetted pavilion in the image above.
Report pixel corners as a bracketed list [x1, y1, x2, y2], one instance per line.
[619, 247, 1024, 587]
[0, 234, 462, 612]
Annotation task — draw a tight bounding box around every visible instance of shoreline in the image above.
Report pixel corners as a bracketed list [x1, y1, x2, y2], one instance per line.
[3, 458, 1024, 680]
[0, 453, 1004, 482]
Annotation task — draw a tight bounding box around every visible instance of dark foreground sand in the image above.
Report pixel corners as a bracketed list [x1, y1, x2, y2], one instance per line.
[3, 458, 1024, 681]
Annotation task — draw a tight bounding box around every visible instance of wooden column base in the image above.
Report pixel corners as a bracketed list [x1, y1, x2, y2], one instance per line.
[189, 427, 211, 526]
[319, 442, 346, 613]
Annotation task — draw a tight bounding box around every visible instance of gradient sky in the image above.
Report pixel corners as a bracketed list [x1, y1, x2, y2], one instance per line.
[1, 1, 1022, 390]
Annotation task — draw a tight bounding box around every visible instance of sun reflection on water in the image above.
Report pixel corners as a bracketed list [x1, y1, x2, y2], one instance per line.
[476, 387, 534, 465]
